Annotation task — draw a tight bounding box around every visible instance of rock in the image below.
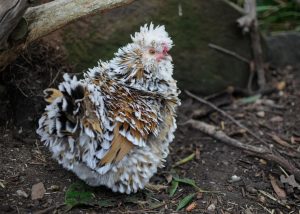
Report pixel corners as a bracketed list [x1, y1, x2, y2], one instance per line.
[48, 185, 60, 191]
[256, 111, 265, 118]
[60, 0, 253, 95]
[31, 182, 46, 200]
[228, 175, 241, 183]
[265, 32, 300, 67]
[16, 190, 28, 198]
[270, 116, 283, 122]
[207, 203, 216, 211]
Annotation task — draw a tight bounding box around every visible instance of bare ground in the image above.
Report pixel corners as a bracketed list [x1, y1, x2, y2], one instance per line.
[0, 43, 299, 213]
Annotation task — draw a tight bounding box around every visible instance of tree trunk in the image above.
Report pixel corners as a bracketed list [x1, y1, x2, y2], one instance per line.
[0, 0, 29, 50]
[0, 0, 135, 71]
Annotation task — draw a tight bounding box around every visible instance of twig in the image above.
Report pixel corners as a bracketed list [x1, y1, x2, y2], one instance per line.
[33, 203, 64, 214]
[237, 0, 266, 90]
[247, 61, 255, 93]
[185, 90, 269, 146]
[186, 119, 300, 182]
[208, 43, 250, 64]
[186, 119, 268, 154]
[48, 69, 61, 87]
[221, 0, 245, 14]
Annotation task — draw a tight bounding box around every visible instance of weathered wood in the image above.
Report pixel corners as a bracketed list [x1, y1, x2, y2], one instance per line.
[0, 0, 29, 50]
[0, 0, 135, 71]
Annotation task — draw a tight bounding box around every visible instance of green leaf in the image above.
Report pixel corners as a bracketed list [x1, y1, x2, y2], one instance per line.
[176, 193, 195, 211]
[238, 94, 261, 104]
[173, 153, 195, 167]
[98, 199, 118, 207]
[65, 182, 94, 209]
[257, 5, 278, 12]
[173, 177, 199, 190]
[169, 180, 179, 197]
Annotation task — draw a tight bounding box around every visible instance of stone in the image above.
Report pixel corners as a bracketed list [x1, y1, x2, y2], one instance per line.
[31, 182, 46, 200]
[265, 32, 300, 67]
[16, 190, 28, 198]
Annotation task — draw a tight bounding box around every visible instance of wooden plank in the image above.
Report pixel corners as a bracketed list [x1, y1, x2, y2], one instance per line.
[0, 0, 29, 50]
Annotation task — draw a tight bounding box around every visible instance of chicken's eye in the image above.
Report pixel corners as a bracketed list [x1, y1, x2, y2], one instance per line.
[149, 48, 156, 55]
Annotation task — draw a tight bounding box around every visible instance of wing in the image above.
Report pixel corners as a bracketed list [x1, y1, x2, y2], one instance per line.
[37, 74, 104, 162]
[91, 73, 162, 166]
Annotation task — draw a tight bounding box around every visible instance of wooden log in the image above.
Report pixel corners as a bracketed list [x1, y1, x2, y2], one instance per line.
[0, 0, 135, 71]
[0, 0, 29, 50]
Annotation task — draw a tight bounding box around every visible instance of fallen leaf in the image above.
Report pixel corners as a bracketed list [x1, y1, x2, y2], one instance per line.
[98, 199, 118, 208]
[276, 81, 286, 91]
[173, 177, 199, 190]
[145, 183, 168, 192]
[176, 193, 195, 211]
[186, 201, 197, 212]
[269, 175, 286, 199]
[173, 153, 195, 167]
[31, 182, 46, 200]
[280, 175, 300, 190]
[65, 182, 94, 209]
[169, 180, 179, 197]
[270, 134, 293, 148]
[238, 94, 261, 105]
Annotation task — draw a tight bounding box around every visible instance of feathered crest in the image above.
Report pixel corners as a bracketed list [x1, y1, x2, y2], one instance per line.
[131, 23, 173, 50]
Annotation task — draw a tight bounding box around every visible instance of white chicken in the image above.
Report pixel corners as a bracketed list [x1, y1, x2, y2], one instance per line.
[37, 23, 180, 194]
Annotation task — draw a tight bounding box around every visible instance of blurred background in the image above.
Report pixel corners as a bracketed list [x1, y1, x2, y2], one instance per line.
[44, 0, 300, 94]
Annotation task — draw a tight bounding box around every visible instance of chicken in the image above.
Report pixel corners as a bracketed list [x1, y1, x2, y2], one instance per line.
[37, 24, 180, 194]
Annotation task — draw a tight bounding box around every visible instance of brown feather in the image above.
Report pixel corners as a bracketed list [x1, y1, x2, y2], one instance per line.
[100, 123, 134, 165]
[44, 88, 63, 103]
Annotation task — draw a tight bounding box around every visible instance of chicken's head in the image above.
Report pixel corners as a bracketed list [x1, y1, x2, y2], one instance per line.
[131, 23, 174, 80]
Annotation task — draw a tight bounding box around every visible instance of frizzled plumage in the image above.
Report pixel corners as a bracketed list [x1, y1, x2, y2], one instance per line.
[37, 23, 180, 194]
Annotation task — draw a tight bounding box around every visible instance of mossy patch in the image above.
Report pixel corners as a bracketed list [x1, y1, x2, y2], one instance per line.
[62, 0, 252, 94]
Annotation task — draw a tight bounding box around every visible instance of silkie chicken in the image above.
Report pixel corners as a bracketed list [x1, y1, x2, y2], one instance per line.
[37, 24, 180, 194]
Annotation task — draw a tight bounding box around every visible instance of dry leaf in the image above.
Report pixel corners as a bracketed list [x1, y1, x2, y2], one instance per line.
[269, 175, 286, 199]
[145, 183, 168, 192]
[280, 175, 300, 190]
[276, 81, 286, 91]
[270, 134, 293, 148]
[186, 202, 197, 212]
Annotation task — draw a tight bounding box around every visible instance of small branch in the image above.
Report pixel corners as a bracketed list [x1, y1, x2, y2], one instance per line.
[185, 90, 269, 146]
[237, 0, 266, 90]
[186, 119, 268, 153]
[221, 0, 245, 14]
[186, 119, 300, 182]
[208, 43, 250, 64]
[250, 15, 266, 90]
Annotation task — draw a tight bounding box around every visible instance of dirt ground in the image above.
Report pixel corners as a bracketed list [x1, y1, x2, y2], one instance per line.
[0, 43, 299, 214]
